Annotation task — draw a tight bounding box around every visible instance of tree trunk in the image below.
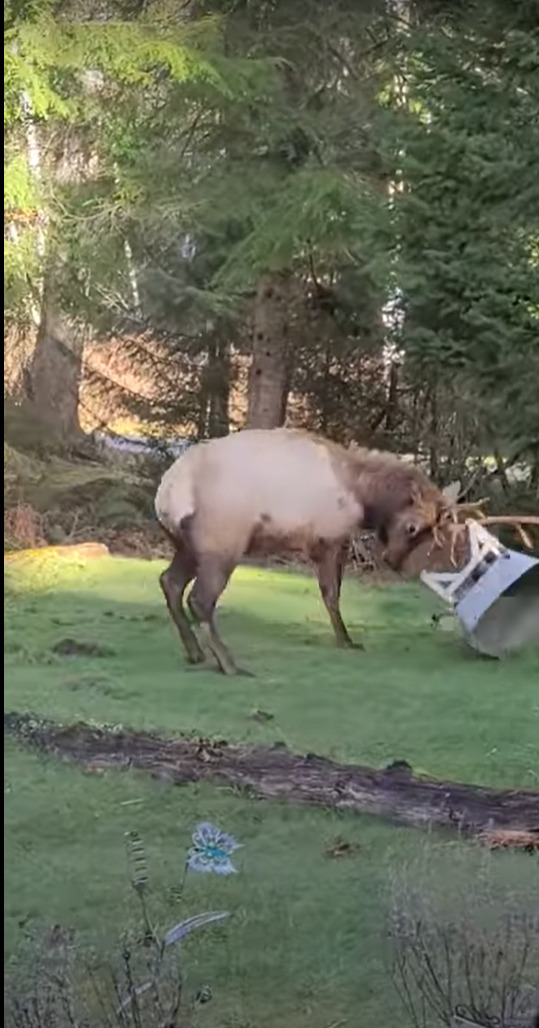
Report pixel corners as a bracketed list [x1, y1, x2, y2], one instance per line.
[384, 357, 400, 433]
[28, 264, 84, 446]
[247, 273, 296, 429]
[195, 367, 210, 441]
[207, 335, 231, 437]
[429, 381, 439, 480]
[196, 334, 231, 439]
[530, 449, 539, 494]
[21, 123, 95, 449]
[3, 323, 37, 401]
[6, 714, 539, 838]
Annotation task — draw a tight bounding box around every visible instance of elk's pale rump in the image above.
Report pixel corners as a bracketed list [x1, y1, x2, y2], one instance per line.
[155, 428, 450, 674]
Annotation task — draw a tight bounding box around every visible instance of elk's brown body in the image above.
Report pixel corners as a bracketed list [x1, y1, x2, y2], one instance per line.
[155, 428, 449, 674]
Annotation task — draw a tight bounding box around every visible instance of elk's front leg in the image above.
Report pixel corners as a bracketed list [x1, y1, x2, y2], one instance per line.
[315, 544, 363, 649]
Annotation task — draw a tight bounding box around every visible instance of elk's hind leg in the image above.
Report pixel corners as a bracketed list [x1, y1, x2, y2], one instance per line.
[187, 555, 245, 675]
[160, 547, 205, 665]
[315, 543, 363, 649]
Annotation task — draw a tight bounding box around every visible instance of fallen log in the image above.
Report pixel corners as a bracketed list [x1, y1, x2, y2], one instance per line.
[5, 713, 539, 837]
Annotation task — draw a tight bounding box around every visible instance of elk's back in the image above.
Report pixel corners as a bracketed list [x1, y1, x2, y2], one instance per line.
[156, 430, 363, 556]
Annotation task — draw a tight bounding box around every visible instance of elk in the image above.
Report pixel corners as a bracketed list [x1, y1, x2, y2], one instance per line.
[155, 428, 452, 675]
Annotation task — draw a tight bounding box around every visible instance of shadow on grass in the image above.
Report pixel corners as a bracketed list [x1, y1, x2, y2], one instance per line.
[4, 571, 479, 682]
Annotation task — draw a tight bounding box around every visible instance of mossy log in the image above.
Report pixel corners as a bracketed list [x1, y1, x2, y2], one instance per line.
[5, 714, 539, 839]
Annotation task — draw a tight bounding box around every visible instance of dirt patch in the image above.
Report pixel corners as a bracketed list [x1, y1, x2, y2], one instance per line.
[324, 837, 361, 859]
[51, 638, 115, 658]
[247, 709, 275, 724]
[5, 713, 539, 839]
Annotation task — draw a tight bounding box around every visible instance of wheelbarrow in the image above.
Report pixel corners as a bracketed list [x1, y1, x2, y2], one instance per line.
[420, 520, 539, 658]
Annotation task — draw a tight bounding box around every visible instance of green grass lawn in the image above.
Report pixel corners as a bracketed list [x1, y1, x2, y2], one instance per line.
[4, 552, 539, 1027]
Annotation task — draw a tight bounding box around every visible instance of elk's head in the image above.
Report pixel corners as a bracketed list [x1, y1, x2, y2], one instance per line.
[379, 483, 454, 572]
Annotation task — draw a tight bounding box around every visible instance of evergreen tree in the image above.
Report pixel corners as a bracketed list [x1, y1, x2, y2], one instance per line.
[384, 0, 539, 470]
[4, 0, 539, 498]
[4, 0, 234, 441]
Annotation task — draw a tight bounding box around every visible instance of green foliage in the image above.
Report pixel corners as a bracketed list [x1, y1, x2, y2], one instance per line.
[3, 1, 241, 324]
[384, 4, 539, 455]
[4, 0, 539, 475]
[5, 10, 226, 123]
[4, 149, 45, 318]
[215, 167, 388, 290]
[4, 151, 41, 210]
[4, 228, 43, 316]
[190, 1, 388, 296]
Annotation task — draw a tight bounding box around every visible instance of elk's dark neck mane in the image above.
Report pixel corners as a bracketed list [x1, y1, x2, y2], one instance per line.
[292, 430, 440, 513]
[351, 446, 424, 476]
[346, 448, 441, 529]
[350, 447, 434, 489]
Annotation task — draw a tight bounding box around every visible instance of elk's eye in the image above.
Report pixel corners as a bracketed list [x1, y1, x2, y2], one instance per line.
[407, 522, 420, 538]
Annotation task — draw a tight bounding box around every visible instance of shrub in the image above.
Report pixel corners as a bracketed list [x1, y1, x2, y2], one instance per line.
[5, 821, 242, 1028]
[388, 848, 539, 1028]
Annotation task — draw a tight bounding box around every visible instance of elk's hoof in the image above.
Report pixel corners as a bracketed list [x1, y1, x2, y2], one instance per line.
[213, 665, 254, 678]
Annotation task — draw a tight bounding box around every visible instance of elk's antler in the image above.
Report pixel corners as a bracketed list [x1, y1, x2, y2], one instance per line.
[433, 510, 539, 567]
[474, 515, 539, 551]
[453, 497, 489, 518]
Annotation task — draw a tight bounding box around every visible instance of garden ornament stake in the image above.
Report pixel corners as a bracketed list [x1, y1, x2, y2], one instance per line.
[420, 520, 539, 658]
